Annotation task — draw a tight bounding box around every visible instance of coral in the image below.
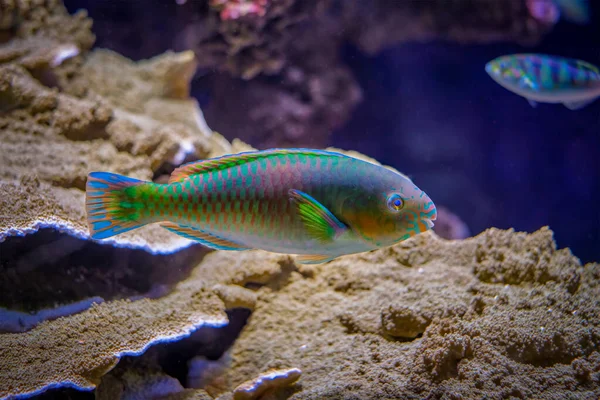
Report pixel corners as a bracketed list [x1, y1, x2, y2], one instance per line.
[96, 356, 187, 400]
[72, 0, 553, 150]
[0, 0, 95, 49]
[0, 297, 103, 333]
[232, 368, 302, 400]
[0, 0, 95, 90]
[189, 0, 549, 148]
[0, 43, 248, 253]
[222, 227, 600, 399]
[210, 0, 268, 21]
[0, 249, 287, 399]
[473, 227, 582, 293]
[0, 36, 80, 88]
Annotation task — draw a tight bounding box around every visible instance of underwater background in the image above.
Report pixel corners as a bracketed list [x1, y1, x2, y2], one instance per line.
[64, 0, 600, 263]
[1, 1, 600, 399]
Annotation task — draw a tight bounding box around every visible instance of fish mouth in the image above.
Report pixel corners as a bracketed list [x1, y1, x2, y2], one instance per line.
[485, 62, 497, 76]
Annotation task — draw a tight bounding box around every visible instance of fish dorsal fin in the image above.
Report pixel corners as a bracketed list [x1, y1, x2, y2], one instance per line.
[168, 148, 348, 183]
[161, 222, 249, 251]
[296, 254, 336, 264]
[288, 189, 347, 243]
[575, 60, 600, 75]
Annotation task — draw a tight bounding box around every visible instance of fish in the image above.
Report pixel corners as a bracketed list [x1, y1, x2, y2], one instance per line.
[526, 0, 590, 25]
[85, 148, 437, 264]
[485, 54, 600, 110]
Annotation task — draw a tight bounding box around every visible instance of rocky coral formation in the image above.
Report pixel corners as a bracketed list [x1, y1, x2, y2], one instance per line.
[0, 2, 251, 253]
[194, 0, 552, 149]
[0, 249, 292, 399]
[222, 227, 600, 399]
[0, 4, 261, 397]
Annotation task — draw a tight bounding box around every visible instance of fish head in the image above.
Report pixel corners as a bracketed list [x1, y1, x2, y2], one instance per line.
[485, 55, 538, 93]
[342, 169, 437, 248]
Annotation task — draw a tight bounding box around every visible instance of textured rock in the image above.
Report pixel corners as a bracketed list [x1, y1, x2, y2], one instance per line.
[0, 250, 287, 399]
[223, 227, 600, 399]
[232, 368, 302, 400]
[0, 17, 250, 253]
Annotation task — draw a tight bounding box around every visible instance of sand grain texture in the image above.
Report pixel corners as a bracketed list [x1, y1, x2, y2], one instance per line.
[224, 227, 600, 399]
[0, 249, 292, 399]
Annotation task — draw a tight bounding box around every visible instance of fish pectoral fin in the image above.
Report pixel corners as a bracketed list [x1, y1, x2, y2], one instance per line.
[160, 222, 249, 251]
[563, 99, 595, 110]
[296, 254, 336, 265]
[527, 99, 539, 108]
[288, 189, 348, 243]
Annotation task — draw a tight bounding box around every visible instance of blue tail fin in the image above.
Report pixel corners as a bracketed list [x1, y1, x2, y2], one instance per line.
[85, 172, 149, 240]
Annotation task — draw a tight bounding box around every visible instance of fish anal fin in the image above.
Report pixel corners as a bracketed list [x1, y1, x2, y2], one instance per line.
[161, 222, 249, 251]
[528, 99, 539, 108]
[564, 98, 596, 110]
[296, 254, 336, 265]
[168, 148, 349, 183]
[288, 189, 347, 243]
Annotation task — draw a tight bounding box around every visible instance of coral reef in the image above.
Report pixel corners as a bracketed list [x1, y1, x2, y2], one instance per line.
[223, 227, 600, 398]
[76, 0, 552, 150]
[0, 2, 249, 253]
[195, 0, 551, 149]
[0, 249, 288, 399]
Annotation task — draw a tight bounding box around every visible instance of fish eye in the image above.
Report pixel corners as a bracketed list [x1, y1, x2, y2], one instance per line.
[387, 194, 405, 212]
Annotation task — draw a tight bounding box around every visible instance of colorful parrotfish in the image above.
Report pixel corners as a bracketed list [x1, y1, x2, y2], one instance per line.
[86, 149, 437, 264]
[485, 54, 600, 110]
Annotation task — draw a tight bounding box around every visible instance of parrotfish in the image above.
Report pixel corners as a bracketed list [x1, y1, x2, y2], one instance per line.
[485, 54, 600, 110]
[86, 149, 437, 264]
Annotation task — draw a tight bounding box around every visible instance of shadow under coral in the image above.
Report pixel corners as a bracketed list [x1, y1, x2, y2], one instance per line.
[0, 228, 211, 331]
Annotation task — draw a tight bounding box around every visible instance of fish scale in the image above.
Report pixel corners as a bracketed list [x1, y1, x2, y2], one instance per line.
[85, 149, 436, 263]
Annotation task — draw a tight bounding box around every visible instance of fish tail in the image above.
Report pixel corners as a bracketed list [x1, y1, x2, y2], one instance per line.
[85, 172, 152, 239]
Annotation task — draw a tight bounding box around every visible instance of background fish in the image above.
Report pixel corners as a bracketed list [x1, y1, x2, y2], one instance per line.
[485, 53, 600, 110]
[86, 149, 437, 264]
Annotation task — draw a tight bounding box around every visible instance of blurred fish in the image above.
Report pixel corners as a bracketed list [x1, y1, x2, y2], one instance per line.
[485, 54, 600, 110]
[86, 149, 437, 264]
[526, 0, 590, 25]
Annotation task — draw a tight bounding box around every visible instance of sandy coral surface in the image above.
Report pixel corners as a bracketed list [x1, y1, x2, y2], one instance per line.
[0, 1, 247, 253]
[223, 228, 600, 399]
